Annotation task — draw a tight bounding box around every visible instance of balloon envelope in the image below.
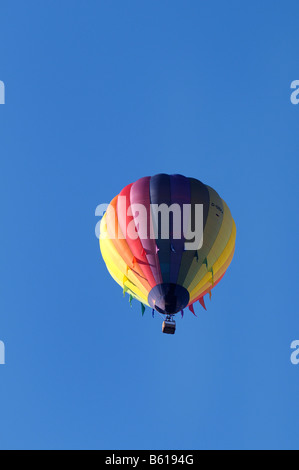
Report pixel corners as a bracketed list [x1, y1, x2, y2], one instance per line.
[100, 174, 236, 314]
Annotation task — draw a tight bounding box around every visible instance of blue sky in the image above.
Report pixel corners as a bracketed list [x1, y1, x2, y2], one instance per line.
[0, 0, 298, 450]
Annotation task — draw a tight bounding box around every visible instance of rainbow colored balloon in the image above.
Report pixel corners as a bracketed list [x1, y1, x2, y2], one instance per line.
[99, 174, 236, 332]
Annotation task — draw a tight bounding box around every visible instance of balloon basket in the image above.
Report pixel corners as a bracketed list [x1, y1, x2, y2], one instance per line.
[162, 315, 176, 335]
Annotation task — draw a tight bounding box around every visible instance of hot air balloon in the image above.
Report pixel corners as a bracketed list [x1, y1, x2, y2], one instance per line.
[99, 174, 236, 334]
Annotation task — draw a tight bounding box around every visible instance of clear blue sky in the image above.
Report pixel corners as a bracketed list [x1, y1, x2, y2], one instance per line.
[0, 1, 298, 450]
